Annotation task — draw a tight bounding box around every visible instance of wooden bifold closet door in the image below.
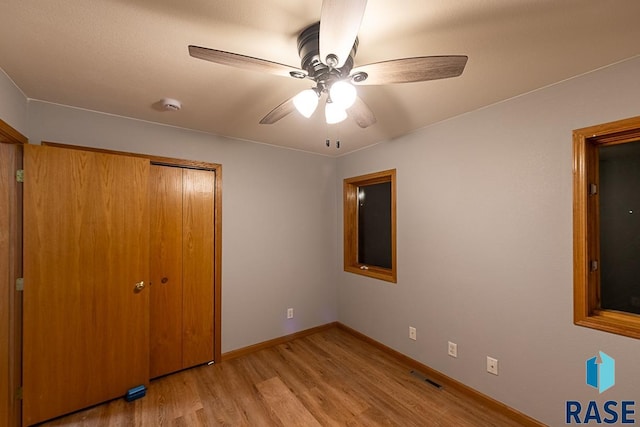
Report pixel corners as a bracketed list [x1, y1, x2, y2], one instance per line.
[22, 145, 150, 426]
[149, 165, 215, 378]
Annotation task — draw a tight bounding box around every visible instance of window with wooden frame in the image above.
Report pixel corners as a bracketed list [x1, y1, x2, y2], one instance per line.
[573, 115, 640, 339]
[344, 169, 396, 283]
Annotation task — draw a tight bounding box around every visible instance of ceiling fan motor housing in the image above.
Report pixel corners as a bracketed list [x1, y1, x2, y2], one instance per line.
[297, 22, 358, 87]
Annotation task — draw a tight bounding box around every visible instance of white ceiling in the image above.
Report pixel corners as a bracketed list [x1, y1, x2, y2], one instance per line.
[1, 0, 640, 155]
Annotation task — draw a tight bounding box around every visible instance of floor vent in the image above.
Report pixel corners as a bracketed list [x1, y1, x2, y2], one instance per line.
[410, 370, 443, 389]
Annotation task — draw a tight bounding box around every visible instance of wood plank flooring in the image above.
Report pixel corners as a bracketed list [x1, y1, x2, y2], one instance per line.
[40, 327, 525, 426]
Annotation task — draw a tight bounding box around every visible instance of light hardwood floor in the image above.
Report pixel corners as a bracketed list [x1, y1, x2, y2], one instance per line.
[41, 327, 526, 426]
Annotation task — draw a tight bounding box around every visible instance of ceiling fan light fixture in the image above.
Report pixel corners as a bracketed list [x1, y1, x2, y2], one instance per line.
[293, 89, 319, 118]
[329, 80, 357, 109]
[189, 1, 466, 130]
[325, 101, 347, 124]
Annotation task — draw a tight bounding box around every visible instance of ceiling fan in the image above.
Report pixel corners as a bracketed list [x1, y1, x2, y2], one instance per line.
[188, 0, 468, 128]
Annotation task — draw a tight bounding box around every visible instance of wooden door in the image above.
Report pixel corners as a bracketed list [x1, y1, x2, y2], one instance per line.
[182, 168, 215, 367]
[149, 165, 184, 378]
[149, 166, 215, 377]
[23, 145, 150, 425]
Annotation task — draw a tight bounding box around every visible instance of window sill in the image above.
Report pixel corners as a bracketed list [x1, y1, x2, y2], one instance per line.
[575, 310, 640, 340]
[344, 264, 396, 283]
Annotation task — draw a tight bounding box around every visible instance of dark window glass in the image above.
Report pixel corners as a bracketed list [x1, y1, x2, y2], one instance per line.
[599, 140, 640, 315]
[357, 182, 392, 268]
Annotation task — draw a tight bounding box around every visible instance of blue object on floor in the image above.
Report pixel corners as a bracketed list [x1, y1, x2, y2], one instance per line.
[125, 385, 147, 402]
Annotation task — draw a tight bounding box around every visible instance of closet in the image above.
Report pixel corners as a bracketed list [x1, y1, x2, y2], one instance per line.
[21, 144, 220, 425]
[149, 165, 215, 378]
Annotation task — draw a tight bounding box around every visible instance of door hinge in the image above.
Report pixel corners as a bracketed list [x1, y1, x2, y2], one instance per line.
[590, 260, 598, 272]
[16, 278, 24, 291]
[589, 183, 597, 196]
[16, 169, 24, 183]
[15, 386, 22, 400]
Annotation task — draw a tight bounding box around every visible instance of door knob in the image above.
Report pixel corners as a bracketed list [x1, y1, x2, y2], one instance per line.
[134, 281, 145, 292]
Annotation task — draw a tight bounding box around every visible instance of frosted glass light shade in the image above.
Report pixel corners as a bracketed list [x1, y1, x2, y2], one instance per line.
[325, 102, 347, 124]
[329, 81, 357, 109]
[293, 89, 319, 118]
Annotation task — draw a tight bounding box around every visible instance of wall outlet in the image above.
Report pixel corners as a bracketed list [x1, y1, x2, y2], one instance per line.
[448, 341, 458, 358]
[409, 326, 417, 341]
[287, 308, 294, 319]
[487, 356, 499, 375]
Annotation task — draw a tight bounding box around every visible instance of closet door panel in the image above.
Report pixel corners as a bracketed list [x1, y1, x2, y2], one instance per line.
[149, 165, 184, 378]
[182, 169, 215, 367]
[23, 145, 150, 425]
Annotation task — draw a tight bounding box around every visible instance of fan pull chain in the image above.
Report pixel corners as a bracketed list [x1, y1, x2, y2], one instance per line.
[326, 122, 331, 147]
[324, 125, 341, 149]
[325, 138, 340, 149]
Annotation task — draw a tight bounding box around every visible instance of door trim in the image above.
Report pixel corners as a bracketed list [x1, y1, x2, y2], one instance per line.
[0, 118, 26, 427]
[0, 118, 28, 145]
[42, 141, 222, 362]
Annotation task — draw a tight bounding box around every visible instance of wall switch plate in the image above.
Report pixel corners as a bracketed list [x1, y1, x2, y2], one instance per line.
[409, 326, 417, 340]
[448, 341, 458, 358]
[487, 356, 499, 375]
[287, 308, 294, 319]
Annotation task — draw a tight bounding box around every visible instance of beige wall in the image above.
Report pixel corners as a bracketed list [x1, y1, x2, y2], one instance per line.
[336, 55, 640, 425]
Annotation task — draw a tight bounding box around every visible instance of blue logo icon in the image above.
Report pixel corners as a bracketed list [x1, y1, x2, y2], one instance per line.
[586, 351, 615, 393]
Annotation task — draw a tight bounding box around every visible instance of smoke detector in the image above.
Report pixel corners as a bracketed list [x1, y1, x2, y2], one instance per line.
[161, 98, 181, 112]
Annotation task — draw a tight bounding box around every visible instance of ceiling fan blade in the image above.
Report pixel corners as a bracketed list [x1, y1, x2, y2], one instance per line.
[319, 0, 367, 68]
[259, 96, 297, 125]
[351, 56, 468, 85]
[347, 96, 376, 128]
[189, 45, 306, 79]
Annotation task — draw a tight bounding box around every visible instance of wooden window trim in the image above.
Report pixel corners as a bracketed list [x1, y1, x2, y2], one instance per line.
[42, 141, 223, 361]
[344, 169, 397, 283]
[573, 115, 640, 339]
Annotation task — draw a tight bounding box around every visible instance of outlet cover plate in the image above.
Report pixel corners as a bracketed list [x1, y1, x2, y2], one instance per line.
[487, 356, 499, 375]
[409, 326, 417, 340]
[448, 341, 458, 358]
